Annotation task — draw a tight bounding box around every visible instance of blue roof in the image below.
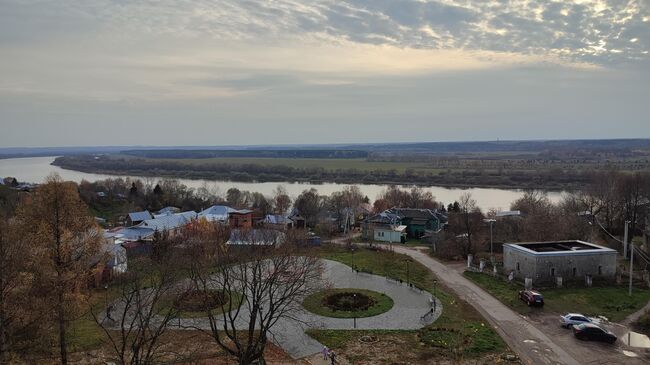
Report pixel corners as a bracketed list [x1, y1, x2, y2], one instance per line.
[115, 227, 155, 241]
[264, 214, 291, 224]
[139, 211, 197, 231]
[199, 205, 235, 221]
[128, 211, 152, 223]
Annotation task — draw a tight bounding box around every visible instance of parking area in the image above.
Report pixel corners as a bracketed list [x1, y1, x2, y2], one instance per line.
[525, 312, 650, 364]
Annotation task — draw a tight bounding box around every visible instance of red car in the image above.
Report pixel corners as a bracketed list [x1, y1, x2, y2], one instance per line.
[519, 290, 544, 307]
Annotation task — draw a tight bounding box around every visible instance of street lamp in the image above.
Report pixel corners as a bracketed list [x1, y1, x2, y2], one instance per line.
[353, 293, 357, 329]
[404, 259, 410, 286]
[433, 280, 438, 311]
[484, 219, 496, 257]
[351, 246, 356, 271]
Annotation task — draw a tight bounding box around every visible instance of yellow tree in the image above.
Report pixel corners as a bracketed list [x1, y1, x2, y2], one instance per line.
[14, 174, 101, 365]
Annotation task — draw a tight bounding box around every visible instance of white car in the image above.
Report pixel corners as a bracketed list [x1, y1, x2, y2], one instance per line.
[560, 313, 592, 328]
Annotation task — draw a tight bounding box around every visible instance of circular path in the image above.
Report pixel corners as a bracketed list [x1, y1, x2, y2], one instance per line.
[179, 259, 442, 359]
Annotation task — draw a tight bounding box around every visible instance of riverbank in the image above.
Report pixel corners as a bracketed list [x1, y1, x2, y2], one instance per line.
[52, 155, 589, 191]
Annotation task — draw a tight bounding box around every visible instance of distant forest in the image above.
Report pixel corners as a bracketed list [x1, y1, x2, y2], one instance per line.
[123, 149, 369, 159]
[48, 139, 650, 190]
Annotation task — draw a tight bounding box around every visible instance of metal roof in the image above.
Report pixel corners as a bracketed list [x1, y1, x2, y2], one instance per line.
[115, 226, 155, 241]
[128, 210, 152, 222]
[264, 214, 291, 224]
[199, 205, 236, 221]
[139, 211, 197, 231]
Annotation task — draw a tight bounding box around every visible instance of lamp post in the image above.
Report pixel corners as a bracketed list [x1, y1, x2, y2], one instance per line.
[351, 246, 356, 271]
[484, 219, 496, 257]
[405, 259, 410, 286]
[629, 241, 634, 297]
[623, 220, 630, 259]
[353, 293, 357, 329]
[433, 280, 438, 311]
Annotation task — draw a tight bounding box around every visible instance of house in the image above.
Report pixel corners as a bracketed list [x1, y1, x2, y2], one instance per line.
[503, 240, 617, 285]
[362, 211, 402, 241]
[227, 229, 285, 246]
[156, 206, 180, 215]
[229, 209, 254, 229]
[288, 209, 306, 229]
[138, 210, 197, 236]
[374, 224, 408, 243]
[113, 226, 155, 242]
[102, 231, 128, 274]
[385, 208, 447, 238]
[362, 208, 447, 240]
[199, 205, 236, 223]
[496, 210, 523, 218]
[262, 214, 293, 229]
[127, 210, 153, 226]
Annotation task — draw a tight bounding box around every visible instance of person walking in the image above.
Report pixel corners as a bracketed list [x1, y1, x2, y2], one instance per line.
[329, 350, 336, 365]
[322, 346, 329, 360]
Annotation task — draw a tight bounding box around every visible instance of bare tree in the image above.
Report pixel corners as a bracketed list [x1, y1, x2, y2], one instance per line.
[272, 185, 291, 215]
[91, 255, 181, 365]
[191, 240, 322, 365]
[13, 174, 102, 365]
[450, 193, 484, 256]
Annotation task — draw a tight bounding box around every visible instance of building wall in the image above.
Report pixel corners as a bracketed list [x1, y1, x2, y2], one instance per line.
[503, 246, 617, 284]
[229, 213, 253, 229]
[374, 229, 402, 243]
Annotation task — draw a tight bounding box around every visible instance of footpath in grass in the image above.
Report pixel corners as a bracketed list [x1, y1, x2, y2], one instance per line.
[313, 245, 508, 362]
[464, 271, 650, 322]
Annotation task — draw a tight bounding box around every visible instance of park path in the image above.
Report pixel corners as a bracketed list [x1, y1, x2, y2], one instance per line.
[388, 245, 581, 365]
[176, 259, 441, 359]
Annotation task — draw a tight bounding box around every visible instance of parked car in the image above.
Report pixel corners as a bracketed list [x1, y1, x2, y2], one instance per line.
[560, 313, 592, 328]
[519, 290, 544, 307]
[573, 323, 617, 344]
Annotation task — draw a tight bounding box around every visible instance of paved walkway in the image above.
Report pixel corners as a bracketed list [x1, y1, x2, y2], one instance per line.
[175, 259, 441, 359]
[388, 245, 581, 365]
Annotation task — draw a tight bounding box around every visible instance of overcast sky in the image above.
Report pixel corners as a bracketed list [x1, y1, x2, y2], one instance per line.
[0, 0, 648, 147]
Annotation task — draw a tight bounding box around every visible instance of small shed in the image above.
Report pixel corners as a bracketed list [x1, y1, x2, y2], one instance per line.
[374, 225, 407, 243]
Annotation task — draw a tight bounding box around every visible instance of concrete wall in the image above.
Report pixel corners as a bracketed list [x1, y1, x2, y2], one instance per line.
[503, 245, 617, 285]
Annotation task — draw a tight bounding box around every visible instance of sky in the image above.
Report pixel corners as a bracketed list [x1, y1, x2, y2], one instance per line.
[0, 0, 649, 148]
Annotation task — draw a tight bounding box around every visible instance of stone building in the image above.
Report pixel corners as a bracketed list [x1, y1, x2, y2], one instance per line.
[503, 240, 617, 285]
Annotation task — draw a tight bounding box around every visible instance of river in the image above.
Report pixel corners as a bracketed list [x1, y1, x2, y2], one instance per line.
[0, 156, 564, 211]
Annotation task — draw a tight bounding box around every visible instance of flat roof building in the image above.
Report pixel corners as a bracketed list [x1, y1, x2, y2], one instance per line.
[503, 240, 617, 285]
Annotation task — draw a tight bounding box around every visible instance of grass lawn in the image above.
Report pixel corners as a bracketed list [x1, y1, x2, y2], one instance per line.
[303, 288, 394, 318]
[68, 287, 123, 352]
[314, 245, 508, 361]
[464, 271, 650, 321]
[170, 291, 245, 319]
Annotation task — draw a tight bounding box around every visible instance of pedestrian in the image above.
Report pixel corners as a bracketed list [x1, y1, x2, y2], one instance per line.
[322, 346, 328, 360]
[106, 304, 113, 321]
[329, 350, 336, 365]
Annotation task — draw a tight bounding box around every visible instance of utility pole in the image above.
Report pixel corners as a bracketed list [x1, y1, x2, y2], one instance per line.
[629, 242, 634, 297]
[623, 221, 630, 259]
[484, 219, 496, 257]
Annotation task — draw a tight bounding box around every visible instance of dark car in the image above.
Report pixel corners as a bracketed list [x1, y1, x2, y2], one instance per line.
[518, 290, 544, 307]
[573, 323, 617, 344]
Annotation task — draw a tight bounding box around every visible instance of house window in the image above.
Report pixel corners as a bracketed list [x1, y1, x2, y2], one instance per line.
[572, 268, 577, 277]
[598, 266, 602, 275]
[516, 262, 520, 272]
[550, 268, 555, 277]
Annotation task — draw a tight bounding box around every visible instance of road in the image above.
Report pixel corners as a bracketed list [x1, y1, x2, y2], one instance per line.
[387, 245, 581, 365]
